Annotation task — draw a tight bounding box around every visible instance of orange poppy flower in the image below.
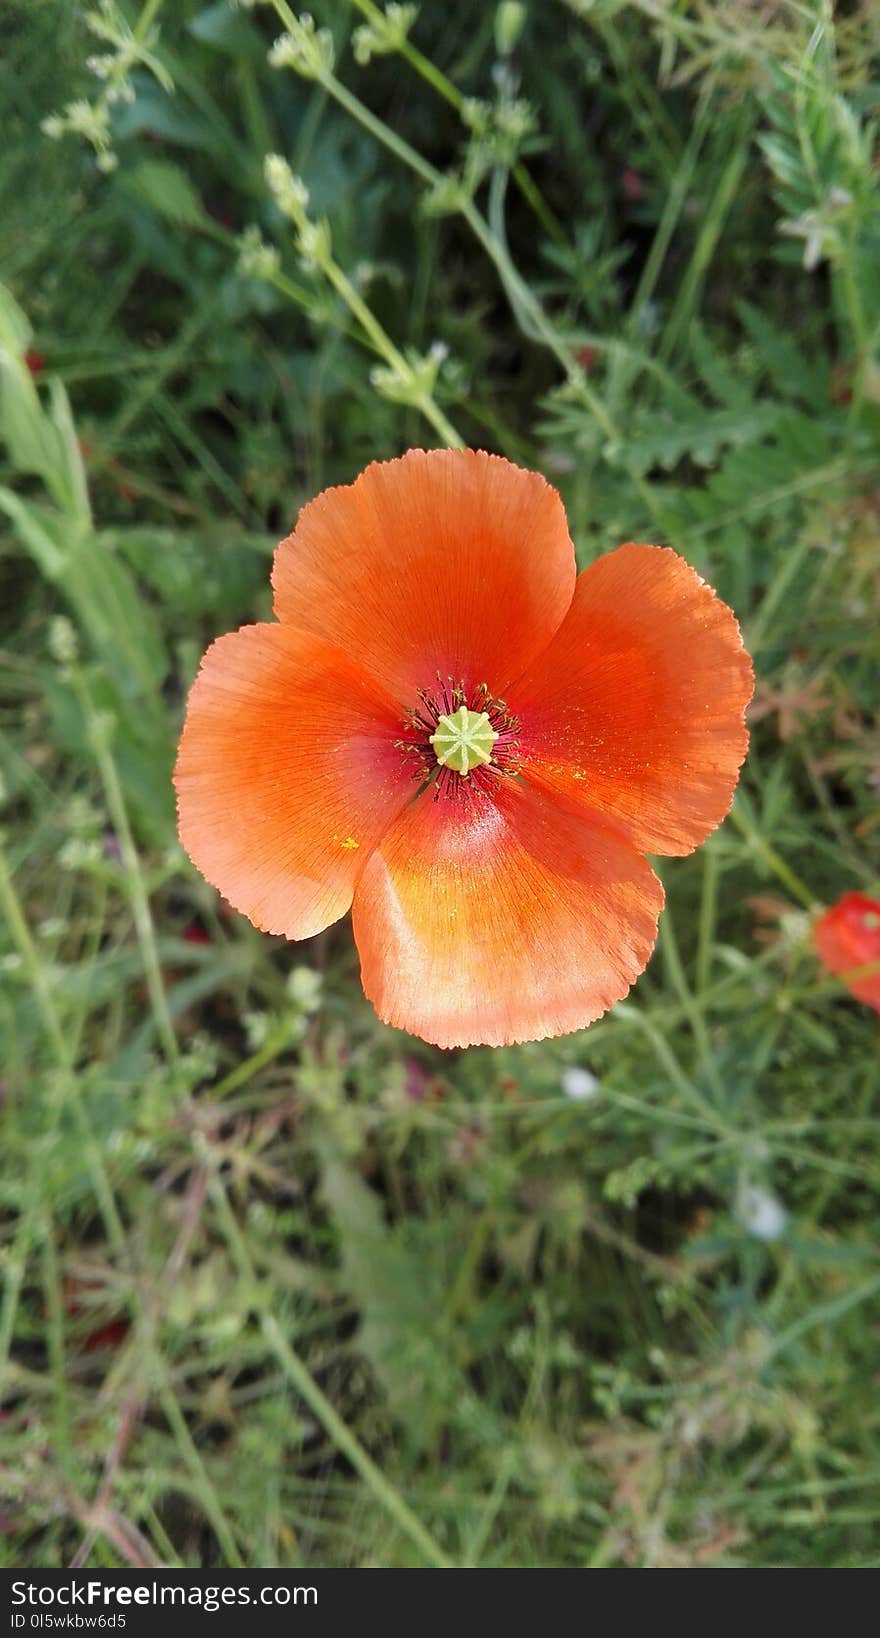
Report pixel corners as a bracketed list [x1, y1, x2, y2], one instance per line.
[813, 892, 880, 1014]
[174, 450, 753, 1048]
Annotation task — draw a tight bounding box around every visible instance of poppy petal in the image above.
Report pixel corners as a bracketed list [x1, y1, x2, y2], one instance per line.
[513, 543, 754, 856]
[272, 449, 576, 703]
[174, 624, 412, 938]
[813, 892, 880, 1014]
[352, 779, 663, 1048]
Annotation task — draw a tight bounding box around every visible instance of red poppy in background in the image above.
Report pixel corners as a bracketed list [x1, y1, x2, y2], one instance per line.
[813, 892, 880, 1014]
[175, 450, 753, 1048]
[621, 167, 644, 202]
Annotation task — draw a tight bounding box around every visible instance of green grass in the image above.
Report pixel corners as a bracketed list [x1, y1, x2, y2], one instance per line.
[1, 0, 879, 1569]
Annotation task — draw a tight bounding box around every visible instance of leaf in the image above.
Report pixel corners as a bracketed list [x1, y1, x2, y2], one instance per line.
[317, 1140, 462, 1448]
[0, 488, 70, 579]
[0, 281, 32, 353]
[737, 301, 829, 405]
[47, 376, 91, 527]
[0, 338, 68, 499]
[689, 322, 754, 412]
[189, 2, 265, 59]
[612, 403, 780, 475]
[120, 160, 208, 228]
[114, 81, 217, 150]
[110, 525, 267, 618]
[0, 282, 91, 516]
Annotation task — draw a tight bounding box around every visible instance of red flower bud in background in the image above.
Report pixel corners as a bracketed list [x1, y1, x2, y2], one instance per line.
[813, 892, 880, 1014]
[24, 349, 45, 376]
[621, 167, 643, 202]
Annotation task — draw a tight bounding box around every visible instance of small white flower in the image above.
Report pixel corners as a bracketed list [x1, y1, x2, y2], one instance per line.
[38, 918, 66, 940]
[46, 623, 76, 688]
[287, 965, 322, 1013]
[738, 1184, 788, 1241]
[236, 225, 280, 282]
[264, 154, 310, 223]
[244, 1010, 270, 1050]
[562, 1066, 599, 1101]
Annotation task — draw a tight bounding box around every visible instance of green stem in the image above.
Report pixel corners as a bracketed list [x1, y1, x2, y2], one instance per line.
[273, 27, 666, 528]
[41, 1214, 72, 1473]
[660, 899, 727, 1104]
[133, 0, 165, 41]
[747, 534, 817, 653]
[264, 1314, 454, 1568]
[0, 1202, 36, 1383]
[72, 668, 181, 1072]
[624, 93, 711, 351]
[156, 1376, 244, 1566]
[445, 1204, 496, 1323]
[657, 111, 752, 364]
[765, 1272, 880, 1365]
[729, 799, 818, 911]
[628, 1009, 729, 1134]
[201, 1149, 453, 1567]
[316, 253, 464, 449]
[349, 0, 566, 244]
[696, 844, 720, 994]
[0, 835, 127, 1252]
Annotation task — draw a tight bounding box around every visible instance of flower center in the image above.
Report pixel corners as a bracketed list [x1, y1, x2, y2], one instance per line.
[429, 705, 498, 777]
[395, 676, 521, 802]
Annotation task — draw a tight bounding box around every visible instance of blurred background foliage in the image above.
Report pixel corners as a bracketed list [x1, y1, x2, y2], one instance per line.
[1, 0, 879, 1569]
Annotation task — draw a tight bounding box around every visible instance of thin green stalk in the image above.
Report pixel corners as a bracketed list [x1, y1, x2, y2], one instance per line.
[627, 1007, 730, 1134]
[0, 1202, 36, 1383]
[155, 1377, 244, 1566]
[237, 56, 275, 159]
[463, 1448, 516, 1568]
[0, 836, 127, 1253]
[445, 1204, 496, 1324]
[353, 0, 463, 108]
[472, 169, 664, 526]
[659, 899, 727, 1104]
[41, 1214, 72, 1474]
[765, 1272, 880, 1365]
[210, 1029, 291, 1101]
[350, 0, 566, 244]
[71, 668, 181, 1072]
[315, 253, 464, 449]
[268, 19, 667, 529]
[133, 0, 164, 41]
[0, 826, 240, 1569]
[767, 1057, 879, 1321]
[658, 110, 753, 363]
[264, 1314, 454, 1568]
[610, 92, 713, 416]
[696, 844, 720, 994]
[728, 799, 818, 910]
[108, 295, 215, 447]
[596, 16, 682, 179]
[201, 1148, 453, 1568]
[746, 513, 816, 654]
